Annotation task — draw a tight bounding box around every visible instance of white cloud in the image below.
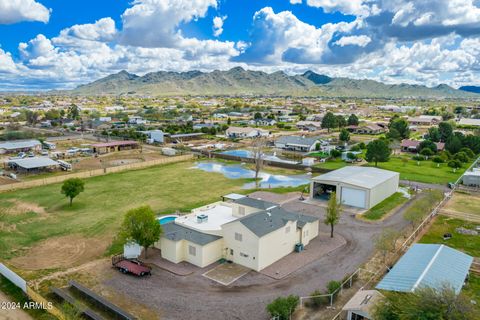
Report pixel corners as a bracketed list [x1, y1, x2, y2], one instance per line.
[54, 18, 117, 45]
[213, 15, 227, 37]
[335, 35, 371, 47]
[305, 0, 370, 16]
[0, 0, 50, 24]
[290, 0, 302, 4]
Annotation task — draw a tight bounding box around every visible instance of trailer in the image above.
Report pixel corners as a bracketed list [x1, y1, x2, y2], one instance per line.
[112, 254, 151, 277]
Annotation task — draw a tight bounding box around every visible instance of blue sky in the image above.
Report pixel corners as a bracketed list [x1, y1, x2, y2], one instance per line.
[0, 0, 480, 90]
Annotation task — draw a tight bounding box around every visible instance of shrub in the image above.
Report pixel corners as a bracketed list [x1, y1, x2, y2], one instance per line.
[459, 147, 475, 158]
[359, 142, 366, 149]
[448, 160, 462, 169]
[327, 280, 342, 301]
[330, 149, 341, 158]
[350, 145, 361, 152]
[412, 155, 425, 161]
[420, 148, 433, 157]
[308, 290, 329, 309]
[454, 151, 469, 163]
[432, 156, 444, 163]
[266, 295, 300, 320]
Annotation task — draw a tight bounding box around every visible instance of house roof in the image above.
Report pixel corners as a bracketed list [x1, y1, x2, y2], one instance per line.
[342, 290, 384, 314]
[376, 244, 473, 294]
[162, 222, 222, 246]
[237, 207, 318, 237]
[459, 118, 480, 126]
[233, 197, 278, 210]
[0, 139, 41, 150]
[312, 166, 399, 189]
[400, 139, 445, 150]
[91, 140, 138, 148]
[276, 135, 319, 147]
[8, 157, 59, 169]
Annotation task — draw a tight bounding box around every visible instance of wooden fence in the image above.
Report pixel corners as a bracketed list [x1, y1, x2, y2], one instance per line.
[0, 154, 193, 193]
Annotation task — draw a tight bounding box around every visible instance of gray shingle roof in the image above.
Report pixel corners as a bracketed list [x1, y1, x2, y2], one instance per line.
[276, 135, 319, 147]
[162, 222, 222, 245]
[238, 207, 318, 237]
[233, 197, 278, 210]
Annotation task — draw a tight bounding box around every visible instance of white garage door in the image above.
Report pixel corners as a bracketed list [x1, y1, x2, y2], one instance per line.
[341, 187, 366, 208]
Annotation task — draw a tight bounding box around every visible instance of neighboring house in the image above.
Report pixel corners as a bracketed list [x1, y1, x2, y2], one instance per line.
[226, 126, 269, 139]
[306, 114, 324, 121]
[458, 118, 480, 127]
[155, 194, 319, 271]
[310, 166, 399, 209]
[99, 116, 112, 122]
[278, 115, 294, 123]
[193, 123, 217, 130]
[296, 121, 322, 132]
[249, 118, 277, 126]
[128, 116, 148, 125]
[142, 130, 164, 143]
[400, 139, 445, 152]
[376, 244, 473, 294]
[347, 124, 385, 135]
[275, 135, 320, 152]
[0, 139, 42, 154]
[407, 115, 442, 126]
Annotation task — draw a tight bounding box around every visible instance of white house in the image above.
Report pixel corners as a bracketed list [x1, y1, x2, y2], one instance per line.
[155, 195, 319, 271]
[296, 121, 322, 131]
[142, 130, 164, 143]
[225, 126, 270, 139]
[275, 135, 320, 152]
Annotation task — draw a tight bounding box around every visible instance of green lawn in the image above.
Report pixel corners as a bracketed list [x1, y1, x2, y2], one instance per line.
[314, 159, 348, 170]
[365, 156, 468, 184]
[362, 192, 408, 220]
[419, 216, 480, 257]
[463, 274, 480, 313]
[0, 161, 248, 260]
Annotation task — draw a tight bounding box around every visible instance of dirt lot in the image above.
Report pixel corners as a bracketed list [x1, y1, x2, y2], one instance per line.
[101, 193, 410, 320]
[10, 235, 111, 271]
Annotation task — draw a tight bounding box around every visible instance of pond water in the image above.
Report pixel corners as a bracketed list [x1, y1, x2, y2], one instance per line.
[220, 149, 298, 164]
[192, 161, 310, 189]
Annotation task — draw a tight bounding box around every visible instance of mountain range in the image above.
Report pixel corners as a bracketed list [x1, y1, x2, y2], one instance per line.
[71, 67, 479, 98]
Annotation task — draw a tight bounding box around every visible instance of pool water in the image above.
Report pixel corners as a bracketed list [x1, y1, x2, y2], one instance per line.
[220, 149, 298, 164]
[158, 216, 177, 225]
[192, 161, 310, 189]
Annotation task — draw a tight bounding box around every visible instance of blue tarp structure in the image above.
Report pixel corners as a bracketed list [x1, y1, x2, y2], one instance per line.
[376, 244, 473, 294]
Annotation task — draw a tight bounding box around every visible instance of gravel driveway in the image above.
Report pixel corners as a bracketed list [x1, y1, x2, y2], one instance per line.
[104, 197, 410, 320]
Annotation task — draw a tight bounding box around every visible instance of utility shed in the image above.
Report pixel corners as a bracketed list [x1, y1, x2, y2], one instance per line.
[310, 166, 399, 209]
[342, 290, 383, 320]
[376, 244, 473, 294]
[463, 169, 480, 187]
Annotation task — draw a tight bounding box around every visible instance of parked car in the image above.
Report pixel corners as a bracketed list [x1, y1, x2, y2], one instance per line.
[27, 152, 35, 157]
[17, 152, 26, 158]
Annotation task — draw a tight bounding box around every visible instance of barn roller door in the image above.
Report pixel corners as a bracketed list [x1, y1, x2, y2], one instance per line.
[341, 187, 366, 208]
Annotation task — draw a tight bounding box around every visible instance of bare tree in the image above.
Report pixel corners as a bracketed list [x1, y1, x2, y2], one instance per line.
[375, 228, 400, 262]
[251, 136, 266, 188]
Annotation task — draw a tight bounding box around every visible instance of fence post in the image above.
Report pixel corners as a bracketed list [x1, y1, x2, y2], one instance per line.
[330, 293, 333, 306]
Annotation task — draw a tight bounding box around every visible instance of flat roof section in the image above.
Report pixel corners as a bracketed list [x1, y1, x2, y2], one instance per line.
[8, 157, 59, 169]
[91, 140, 138, 148]
[312, 166, 399, 189]
[175, 202, 237, 232]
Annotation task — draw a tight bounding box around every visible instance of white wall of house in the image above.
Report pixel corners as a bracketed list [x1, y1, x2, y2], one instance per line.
[369, 173, 400, 209]
[222, 222, 260, 270]
[298, 221, 319, 246]
[257, 220, 298, 271]
[156, 238, 184, 263]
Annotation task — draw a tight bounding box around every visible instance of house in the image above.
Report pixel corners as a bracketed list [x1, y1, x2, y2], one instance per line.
[99, 116, 112, 122]
[310, 166, 399, 209]
[376, 244, 473, 294]
[407, 115, 442, 126]
[249, 118, 277, 126]
[347, 124, 385, 135]
[296, 121, 322, 132]
[400, 139, 445, 152]
[142, 130, 164, 143]
[192, 123, 217, 130]
[91, 140, 139, 154]
[128, 116, 148, 125]
[278, 115, 294, 123]
[342, 290, 384, 320]
[155, 194, 319, 271]
[458, 118, 480, 127]
[0, 140, 42, 154]
[275, 135, 320, 152]
[225, 127, 269, 139]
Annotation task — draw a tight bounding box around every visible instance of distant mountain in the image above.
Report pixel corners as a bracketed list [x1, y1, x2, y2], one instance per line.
[459, 86, 480, 94]
[71, 67, 479, 98]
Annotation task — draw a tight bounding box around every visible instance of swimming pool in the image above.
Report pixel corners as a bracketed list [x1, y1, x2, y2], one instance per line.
[219, 150, 298, 164]
[158, 215, 179, 225]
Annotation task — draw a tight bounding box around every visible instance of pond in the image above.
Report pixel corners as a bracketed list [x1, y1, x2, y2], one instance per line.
[192, 161, 311, 189]
[220, 149, 298, 164]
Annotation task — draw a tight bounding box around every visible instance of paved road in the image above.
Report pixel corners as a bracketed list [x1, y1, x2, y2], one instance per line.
[105, 198, 410, 320]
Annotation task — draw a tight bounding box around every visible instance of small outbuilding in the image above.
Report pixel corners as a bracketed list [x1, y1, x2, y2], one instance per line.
[7, 157, 60, 173]
[463, 169, 480, 187]
[342, 290, 384, 320]
[91, 140, 139, 154]
[310, 166, 399, 209]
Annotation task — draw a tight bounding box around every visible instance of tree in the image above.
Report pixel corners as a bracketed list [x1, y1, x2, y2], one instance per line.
[119, 206, 162, 258]
[454, 151, 469, 163]
[61, 178, 85, 206]
[372, 286, 474, 320]
[388, 118, 410, 139]
[420, 148, 433, 158]
[427, 127, 441, 142]
[347, 114, 359, 126]
[438, 121, 453, 142]
[68, 104, 80, 120]
[254, 112, 262, 120]
[252, 137, 266, 188]
[339, 128, 350, 143]
[266, 295, 299, 320]
[419, 140, 437, 153]
[448, 160, 462, 169]
[336, 115, 347, 128]
[321, 112, 337, 132]
[375, 228, 399, 262]
[227, 117, 231, 125]
[325, 192, 341, 238]
[365, 139, 391, 166]
[25, 110, 40, 126]
[446, 135, 463, 154]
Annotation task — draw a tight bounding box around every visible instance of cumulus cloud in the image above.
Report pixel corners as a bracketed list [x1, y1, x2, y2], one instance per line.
[213, 15, 227, 37]
[0, 0, 50, 24]
[305, 0, 370, 16]
[54, 18, 117, 45]
[334, 35, 371, 47]
[290, 0, 302, 4]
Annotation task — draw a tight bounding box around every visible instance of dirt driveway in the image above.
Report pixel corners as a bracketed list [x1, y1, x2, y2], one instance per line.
[0, 291, 33, 320]
[103, 195, 410, 320]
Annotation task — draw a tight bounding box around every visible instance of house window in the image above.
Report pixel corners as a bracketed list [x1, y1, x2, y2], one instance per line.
[238, 206, 245, 216]
[240, 252, 249, 258]
[188, 245, 196, 256]
[235, 232, 243, 241]
[230, 249, 234, 256]
[286, 226, 291, 233]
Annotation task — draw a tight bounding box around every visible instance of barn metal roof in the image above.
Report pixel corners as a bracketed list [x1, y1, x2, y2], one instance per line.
[8, 157, 59, 169]
[312, 166, 399, 189]
[376, 244, 473, 294]
[0, 139, 41, 150]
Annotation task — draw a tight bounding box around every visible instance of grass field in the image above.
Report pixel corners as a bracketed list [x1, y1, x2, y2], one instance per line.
[446, 192, 480, 214]
[463, 274, 480, 313]
[419, 215, 480, 257]
[362, 192, 408, 220]
[0, 161, 248, 264]
[365, 156, 467, 184]
[313, 159, 348, 170]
